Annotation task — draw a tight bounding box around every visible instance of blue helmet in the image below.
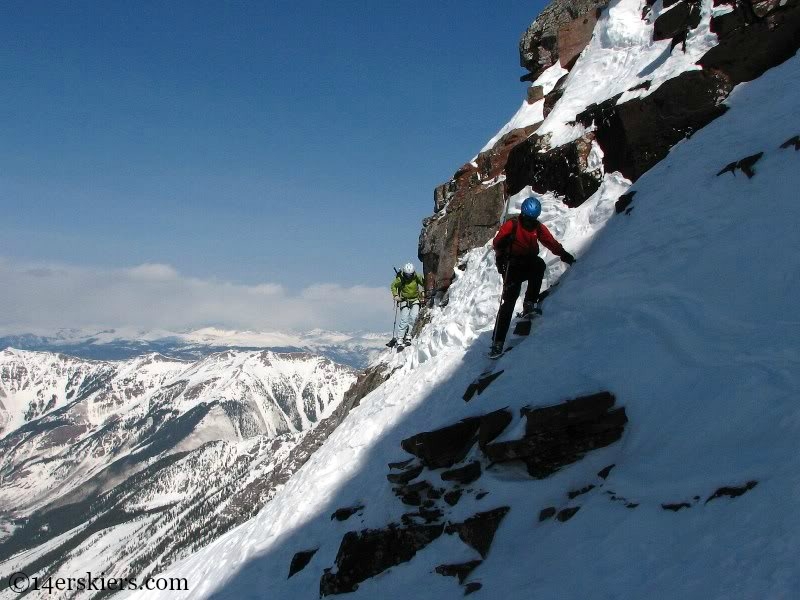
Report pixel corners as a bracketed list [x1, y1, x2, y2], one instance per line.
[520, 197, 542, 219]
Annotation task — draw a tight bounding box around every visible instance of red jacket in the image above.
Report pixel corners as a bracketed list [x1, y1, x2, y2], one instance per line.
[493, 217, 566, 259]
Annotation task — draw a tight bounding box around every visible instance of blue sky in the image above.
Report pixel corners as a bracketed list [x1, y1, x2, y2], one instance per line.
[0, 1, 546, 332]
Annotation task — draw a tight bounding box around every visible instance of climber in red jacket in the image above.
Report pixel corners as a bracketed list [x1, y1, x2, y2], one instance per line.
[490, 197, 575, 357]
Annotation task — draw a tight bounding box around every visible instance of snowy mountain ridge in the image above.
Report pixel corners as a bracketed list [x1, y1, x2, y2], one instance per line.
[0, 327, 387, 369]
[104, 0, 800, 598]
[0, 348, 357, 594]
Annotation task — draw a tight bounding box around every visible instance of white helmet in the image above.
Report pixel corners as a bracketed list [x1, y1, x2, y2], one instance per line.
[402, 262, 415, 276]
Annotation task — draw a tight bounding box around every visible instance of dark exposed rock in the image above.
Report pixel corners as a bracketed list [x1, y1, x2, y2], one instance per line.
[435, 560, 483, 584]
[320, 523, 445, 596]
[653, 1, 702, 41]
[519, 0, 609, 77]
[556, 506, 581, 522]
[628, 80, 651, 92]
[737, 152, 764, 178]
[475, 491, 489, 500]
[716, 152, 764, 178]
[523, 391, 616, 432]
[718, 162, 739, 177]
[396, 480, 430, 493]
[474, 370, 504, 395]
[702, 0, 800, 84]
[597, 464, 616, 479]
[418, 506, 445, 522]
[388, 457, 415, 470]
[444, 489, 464, 506]
[331, 506, 364, 522]
[568, 484, 596, 499]
[342, 362, 394, 414]
[558, 10, 602, 69]
[401, 513, 425, 526]
[463, 370, 505, 402]
[288, 548, 318, 578]
[513, 317, 534, 336]
[615, 191, 636, 214]
[386, 463, 424, 484]
[528, 85, 545, 104]
[706, 480, 758, 503]
[420, 178, 507, 295]
[576, 70, 732, 181]
[477, 409, 514, 448]
[398, 491, 422, 506]
[442, 461, 483, 485]
[411, 304, 435, 338]
[539, 506, 558, 521]
[662, 502, 692, 511]
[505, 133, 602, 205]
[542, 75, 569, 118]
[401, 418, 481, 469]
[626, 502, 639, 508]
[402, 409, 513, 470]
[402, 507, 443, 524]
[428, 486, 445, 500]
[780, 135, 800, 150]
[483, 392, 627, 479]
[393, 480, 432, 506]
[464, 582, 483, 595]
[445, 507, 510, 558]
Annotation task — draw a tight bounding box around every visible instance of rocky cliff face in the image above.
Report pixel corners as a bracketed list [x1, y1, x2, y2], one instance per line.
[419, 0, 800, 299]
[519, 0, 609, 77]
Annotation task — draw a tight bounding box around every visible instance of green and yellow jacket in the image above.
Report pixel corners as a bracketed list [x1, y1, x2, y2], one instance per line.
[391, 273, 425, 301]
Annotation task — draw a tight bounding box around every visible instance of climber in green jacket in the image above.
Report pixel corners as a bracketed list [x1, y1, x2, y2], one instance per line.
[389, 263, 425, 351]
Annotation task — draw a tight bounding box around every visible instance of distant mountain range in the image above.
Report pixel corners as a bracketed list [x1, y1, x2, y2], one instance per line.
[0, 348, 358, 593]
[0, 327, 387, 369]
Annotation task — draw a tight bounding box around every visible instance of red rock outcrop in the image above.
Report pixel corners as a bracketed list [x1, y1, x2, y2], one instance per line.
[519, 0, 609, 78]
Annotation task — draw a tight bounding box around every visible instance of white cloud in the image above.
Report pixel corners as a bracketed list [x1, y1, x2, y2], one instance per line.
[127, 263, 180, 280]
[0, 258, 393, 333]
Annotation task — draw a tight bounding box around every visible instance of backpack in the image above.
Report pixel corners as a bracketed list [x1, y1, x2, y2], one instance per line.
[496, 217, 543, 274]
[495, 218, 518, 275]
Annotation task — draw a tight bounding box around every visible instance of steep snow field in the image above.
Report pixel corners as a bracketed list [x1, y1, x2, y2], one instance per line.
[121, 31, 800, 600]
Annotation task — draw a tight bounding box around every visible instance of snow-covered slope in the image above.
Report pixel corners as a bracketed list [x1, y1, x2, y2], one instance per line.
[116, 9, 800, 600]
[0, 349, 356, 596]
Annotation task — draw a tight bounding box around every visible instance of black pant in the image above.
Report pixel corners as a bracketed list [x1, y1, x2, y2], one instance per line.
[493, 256, 546, 345]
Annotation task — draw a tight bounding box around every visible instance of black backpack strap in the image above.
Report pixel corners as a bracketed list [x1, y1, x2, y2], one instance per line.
[498, 217, 518, 252]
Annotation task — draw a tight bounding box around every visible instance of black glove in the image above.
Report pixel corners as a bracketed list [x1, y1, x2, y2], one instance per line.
[561, 251, 576, 265]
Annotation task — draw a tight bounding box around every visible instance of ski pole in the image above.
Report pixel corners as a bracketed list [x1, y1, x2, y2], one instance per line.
[490, 193, 515, 346]
[491, 255, 512, 346]
[391, 301, 398, 336]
